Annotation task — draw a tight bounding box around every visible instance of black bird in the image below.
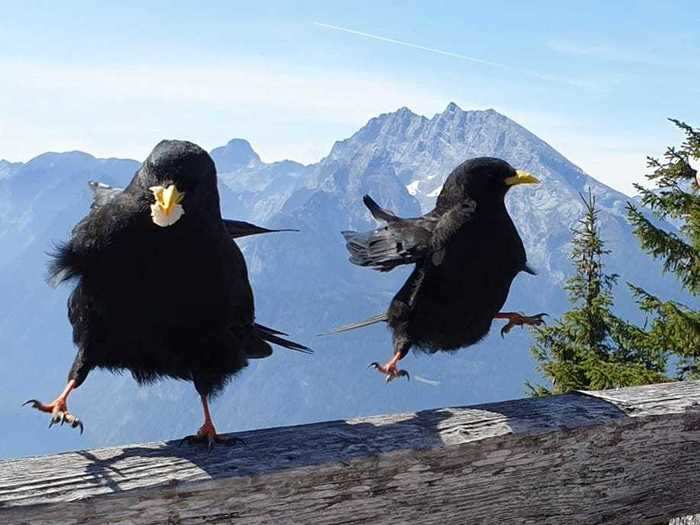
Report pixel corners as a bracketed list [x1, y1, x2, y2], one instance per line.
[336, 157, 545, 381]
[86, 181, 300, 239]
[25, 140, 310, 446]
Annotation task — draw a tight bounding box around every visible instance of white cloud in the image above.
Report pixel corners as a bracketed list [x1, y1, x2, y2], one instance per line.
[0, 59, 667, 195]
[503, 107, 668, 195]
[547, 39, 699, 71]
[0, 59, 447, 164]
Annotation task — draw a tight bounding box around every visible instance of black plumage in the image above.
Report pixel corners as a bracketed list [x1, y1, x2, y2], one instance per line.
[337, 157, 545, 381]
[86, 181, 299, 240]
[26, 140, 309, 444]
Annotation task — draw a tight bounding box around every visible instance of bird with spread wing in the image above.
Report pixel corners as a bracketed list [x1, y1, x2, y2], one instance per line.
[25, 140, 310, 447]
[334, 157, 546, 382]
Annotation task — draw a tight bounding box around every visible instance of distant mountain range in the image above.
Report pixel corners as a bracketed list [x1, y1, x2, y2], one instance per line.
[0, 103, 690, 459]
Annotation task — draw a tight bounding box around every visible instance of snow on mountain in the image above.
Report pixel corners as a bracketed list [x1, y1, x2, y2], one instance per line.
[0, 104, 691, 459]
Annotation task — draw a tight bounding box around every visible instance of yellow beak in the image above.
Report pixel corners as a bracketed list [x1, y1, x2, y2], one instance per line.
[505, 170, 540, 186]
[149, 184, 185, 215]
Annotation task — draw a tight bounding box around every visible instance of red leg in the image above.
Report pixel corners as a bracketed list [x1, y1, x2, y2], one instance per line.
[495, 311, 547, 337]
[24, 379, 84, 433]
[197, 395, 220, 442]
[180, 395, 244, 450]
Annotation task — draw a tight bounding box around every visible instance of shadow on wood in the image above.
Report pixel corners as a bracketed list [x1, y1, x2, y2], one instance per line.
[1, 381, 700, 524]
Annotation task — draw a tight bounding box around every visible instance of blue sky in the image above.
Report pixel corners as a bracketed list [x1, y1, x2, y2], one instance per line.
[1, 0, 698, 193]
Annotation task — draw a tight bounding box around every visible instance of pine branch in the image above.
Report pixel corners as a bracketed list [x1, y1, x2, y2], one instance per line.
[633, 183, 699, 221]
[626, 203, 699, 293]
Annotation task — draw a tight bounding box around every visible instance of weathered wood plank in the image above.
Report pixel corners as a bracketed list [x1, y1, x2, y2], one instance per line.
[671, 516, 700, 525]
[1, 381, 700, 524]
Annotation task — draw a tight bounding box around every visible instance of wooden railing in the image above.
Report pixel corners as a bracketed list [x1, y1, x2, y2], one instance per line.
[2, 381, 700, 524]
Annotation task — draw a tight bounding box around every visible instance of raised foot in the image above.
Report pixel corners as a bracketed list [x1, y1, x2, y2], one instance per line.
[23, 399, 84, 434]
[499, 312, 548, 337]
[179, 423, 246, 451]
[369, 362, 410, 383]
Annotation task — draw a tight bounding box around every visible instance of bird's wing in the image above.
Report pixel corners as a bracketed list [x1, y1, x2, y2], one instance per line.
[254, 323, 312, 354]
[428, 200, 477, 266]
[69, 181, 124, 241]
[50, 185, 142, 287]
[362, 195, 400, 222]
[342, 220, 433, 271]
[325, 197, 476, 336]
[222, 219, 299, 239]
[342, 194, 476, 271]
[341, 194, 433, 271]
[88, 181, 123, 210]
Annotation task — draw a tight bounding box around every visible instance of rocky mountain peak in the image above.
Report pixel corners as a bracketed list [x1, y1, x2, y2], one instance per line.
[210, 138, 262, 173]
[0, 104, 688, 460]
[0, 160, 21, 179]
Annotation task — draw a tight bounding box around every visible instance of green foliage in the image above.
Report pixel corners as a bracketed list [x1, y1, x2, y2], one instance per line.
[528, 190, 669, 396]
[625, 119, 700, 379]
[531, 119, 700, 394]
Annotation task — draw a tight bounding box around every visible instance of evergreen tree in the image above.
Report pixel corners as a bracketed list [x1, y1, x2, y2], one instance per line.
[528, 190, 668, 396]
[625, 119, 700, 379]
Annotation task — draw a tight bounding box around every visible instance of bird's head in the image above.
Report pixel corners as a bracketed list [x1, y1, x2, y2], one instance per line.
[441, 157, 539, 207]
[138, 140, 219, 228]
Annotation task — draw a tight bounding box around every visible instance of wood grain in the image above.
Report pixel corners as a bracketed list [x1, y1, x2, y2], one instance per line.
[2, 381, 700, 524]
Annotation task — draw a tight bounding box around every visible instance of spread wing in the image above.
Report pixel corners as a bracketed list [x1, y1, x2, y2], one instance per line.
[342, 194, 476, 272]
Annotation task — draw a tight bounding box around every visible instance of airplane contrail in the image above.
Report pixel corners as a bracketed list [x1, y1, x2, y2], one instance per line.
[313, 22, 504, 68]
[313, 21, 585, 88]
[413, 375, 441, 386]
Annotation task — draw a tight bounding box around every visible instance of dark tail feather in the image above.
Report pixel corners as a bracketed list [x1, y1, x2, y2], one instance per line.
[255, 323, 289, 337]
[255, 323, 312, 354]
[224, 219, 299, 239]
[523, 263, 537, 275]
[319, 312, 388, 336]
[47, 243, 82, 288]
[363, 195, 399, 222]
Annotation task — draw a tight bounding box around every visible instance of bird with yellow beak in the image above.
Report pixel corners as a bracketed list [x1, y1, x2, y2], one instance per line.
[334, 157, 546, 382]
[27, 139, 310, 447]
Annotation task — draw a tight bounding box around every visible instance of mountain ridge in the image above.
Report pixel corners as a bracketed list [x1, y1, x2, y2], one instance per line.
[0, 103, 692, 459]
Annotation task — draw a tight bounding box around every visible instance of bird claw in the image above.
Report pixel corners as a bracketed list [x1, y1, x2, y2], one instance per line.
[48, 412, 64, 428]
[72, 418, 84, 434]
[369, 362, 410, 383]
[385, 369, 410, 383]
[179, 433, 245, 451]
[499, 312, 548, 338]
[24, 398, 84, 434]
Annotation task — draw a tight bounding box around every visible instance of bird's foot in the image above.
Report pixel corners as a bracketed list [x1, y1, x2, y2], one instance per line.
[499, 312, 548, 337]
[23, 398, 84, 434]
[179, 421, 245, 451]
[369, 361, 410, 383]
